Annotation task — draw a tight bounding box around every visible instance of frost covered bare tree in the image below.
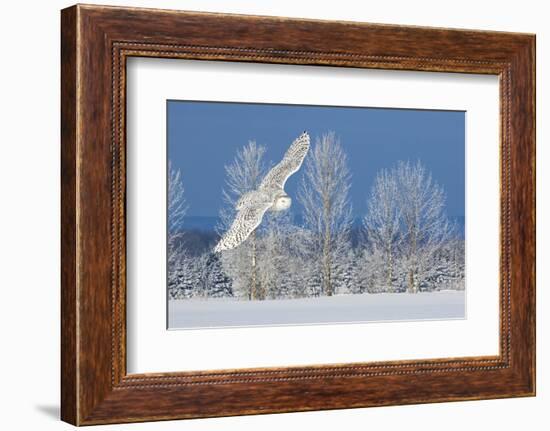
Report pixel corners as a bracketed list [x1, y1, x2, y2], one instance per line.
[168, 161, 187, 260]
[395, 160, 453, 293]
[363, 168, 402, 292]
[167, 162, 188, 296]
[298, 132, 353, 296]
[361, 160, 462, 294]
[217, 141, 268, 299]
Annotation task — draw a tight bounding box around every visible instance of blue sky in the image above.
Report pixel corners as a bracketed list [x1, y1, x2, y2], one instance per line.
[167, 100, 465, 221]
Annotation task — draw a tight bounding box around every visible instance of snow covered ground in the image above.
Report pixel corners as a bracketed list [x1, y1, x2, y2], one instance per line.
[168, 291, 465, 329]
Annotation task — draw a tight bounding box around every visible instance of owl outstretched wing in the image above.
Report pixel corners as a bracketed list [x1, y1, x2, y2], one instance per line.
[214, 192, 273, 252]
[259, 132, 310, 191]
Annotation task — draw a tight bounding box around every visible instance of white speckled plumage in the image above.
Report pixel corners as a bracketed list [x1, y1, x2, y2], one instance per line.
[214, 132, 310, 252]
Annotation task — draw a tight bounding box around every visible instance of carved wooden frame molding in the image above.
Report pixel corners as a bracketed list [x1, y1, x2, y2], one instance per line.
[61, 4, 535, 425]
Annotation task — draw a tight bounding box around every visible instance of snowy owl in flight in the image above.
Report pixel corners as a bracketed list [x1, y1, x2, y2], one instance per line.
[214, 131, 310, 252]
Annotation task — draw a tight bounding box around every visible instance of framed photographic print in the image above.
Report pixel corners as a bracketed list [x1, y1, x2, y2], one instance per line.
[164, 101, 466, 330]
[61, 4, 536, 425]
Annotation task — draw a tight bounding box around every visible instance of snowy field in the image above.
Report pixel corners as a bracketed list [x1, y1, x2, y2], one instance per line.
[168, 291, 465, 329]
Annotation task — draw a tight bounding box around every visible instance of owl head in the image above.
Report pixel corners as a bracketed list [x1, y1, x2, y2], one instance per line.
[271, 193, 292, 211]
